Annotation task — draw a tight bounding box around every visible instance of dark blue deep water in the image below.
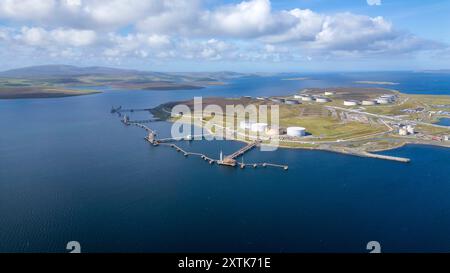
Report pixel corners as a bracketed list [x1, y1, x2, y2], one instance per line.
[0, 71, 450, 253]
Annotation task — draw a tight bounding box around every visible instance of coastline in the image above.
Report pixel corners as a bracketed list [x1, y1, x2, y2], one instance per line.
[0, 89, 102, 99]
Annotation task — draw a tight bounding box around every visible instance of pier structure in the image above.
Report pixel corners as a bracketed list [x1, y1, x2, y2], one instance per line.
[114, 109, 289, 171]
[112, 106, 152, 114]
[217, 140, 261, 167]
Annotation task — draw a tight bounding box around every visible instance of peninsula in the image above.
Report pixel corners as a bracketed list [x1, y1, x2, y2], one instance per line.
[0, 65, 242, 99]
[150, 87, 450, 162]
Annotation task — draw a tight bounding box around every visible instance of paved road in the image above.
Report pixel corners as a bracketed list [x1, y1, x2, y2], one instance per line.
[327, 106, 450, 129]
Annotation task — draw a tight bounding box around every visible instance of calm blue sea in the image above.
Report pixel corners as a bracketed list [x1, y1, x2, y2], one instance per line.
[0, 71, 450, 253]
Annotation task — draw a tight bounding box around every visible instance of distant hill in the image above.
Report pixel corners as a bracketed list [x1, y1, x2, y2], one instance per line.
[0, 65, 158, 78]
[0, 65, 248, 80]
[419, 69, 450, 74]
[0, 65, 249, 99]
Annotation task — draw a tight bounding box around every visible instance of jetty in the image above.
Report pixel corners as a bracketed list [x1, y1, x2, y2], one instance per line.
[217, 140, 260, 167]
[115, 109, 289, 171]
[112, 106, 152, 114]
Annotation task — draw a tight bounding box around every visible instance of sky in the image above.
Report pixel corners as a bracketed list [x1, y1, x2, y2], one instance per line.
[0, 0, 449, 72]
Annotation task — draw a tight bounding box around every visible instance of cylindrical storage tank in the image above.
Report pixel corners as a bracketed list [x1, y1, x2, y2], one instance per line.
[406, 125, 415, 134]
[315, 97, 330, 103]
[362, 100, 377, 106]
[344, 100, 359, 106]
[270, 98, 282, 103]
[251, 123, 268, 133]
[287, 127, 306, 137]
[285, 99, 300, 105]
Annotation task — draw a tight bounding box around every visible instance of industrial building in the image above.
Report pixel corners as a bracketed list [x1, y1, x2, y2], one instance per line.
[294, 95, 302, 99]
[399, 127, 408, 136]
[301, 95, 314, 102]
[344, 100, 360, 106]
[324, 91, 335, 96]
[270, 98, 284, 103]
[376, 98, 390, 104]
[376, 94, 396, 104]
[285, 99, 300, 105]
[287, 127, 306, 137]
[362, 100, 377, 106]
[315, 97, 331, 103]
[266, 127, 286, 136]
[398, 125, 415, 136]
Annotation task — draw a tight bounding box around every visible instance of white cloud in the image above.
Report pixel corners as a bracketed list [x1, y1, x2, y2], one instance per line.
[313, 13, 393, 50]
[0, 0, 55, 20]
[18, 27, 96, 47]
[367, 0, 382, 6]
[205, 0, 290, 37]
[147, 35, 171, 48]
[0, 0, 444, 66]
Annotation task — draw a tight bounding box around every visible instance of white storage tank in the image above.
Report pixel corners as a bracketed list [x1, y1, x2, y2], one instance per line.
[315, 97, 331, 103]
[399, 128, 408, 136]
[406, 125, 415, 134]
[285, 99, 300, 105]
[250, 123, 268, 133]
[301, 96, 313, 101]
[287, 127, 306, 137]
[344, 100, 359, 106]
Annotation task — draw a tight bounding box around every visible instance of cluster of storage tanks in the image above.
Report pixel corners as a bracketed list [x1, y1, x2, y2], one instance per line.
[344, 94, 397, 107]
[293, 94, 331, 103]
[239, 121, 307, 138]
[399, 125, 415, 136]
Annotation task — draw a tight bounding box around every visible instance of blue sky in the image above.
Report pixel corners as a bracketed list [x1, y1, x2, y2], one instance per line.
[0, 0, 449, 72]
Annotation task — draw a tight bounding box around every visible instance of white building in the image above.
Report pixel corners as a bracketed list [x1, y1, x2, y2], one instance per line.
[287, 127, 306, 137]
[399, 128, 408, 136]
[406, 125, 415, 134]
[324, 91, 335, 96]
[344, 100, 359, 106]
[444, 135, 449, 141]
[251, 123, 268, 133]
